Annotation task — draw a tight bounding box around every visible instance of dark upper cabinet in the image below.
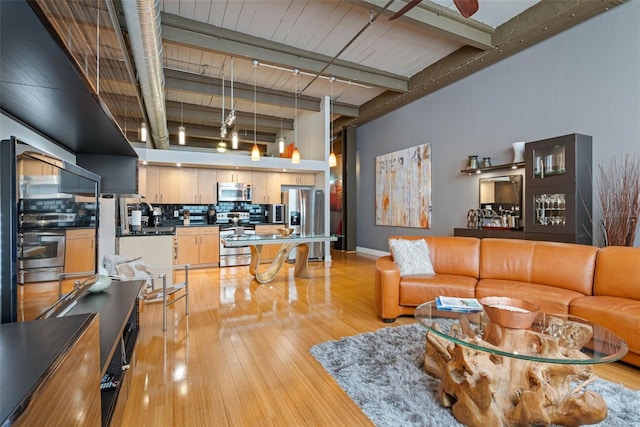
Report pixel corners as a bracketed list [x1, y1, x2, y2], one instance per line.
[524, 133, 593, 245]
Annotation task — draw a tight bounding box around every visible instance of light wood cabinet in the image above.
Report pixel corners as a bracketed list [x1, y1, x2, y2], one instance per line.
[267, 173, 283, 203]
[198, 227, 220, 264]
[198, 169, 217, 204]
[252, 171, 268, 203]
[176, 226, 219, 265]
[217, 169, 252, 184]
[280, 172, 315, 186]
[137, 164, 147, 197]
[178, 168, 199, 204]
[253, 172, 283, 204]
[158, 167, 180, 203]
[64, 228, 95, 273]
[145, 165, 161, 203]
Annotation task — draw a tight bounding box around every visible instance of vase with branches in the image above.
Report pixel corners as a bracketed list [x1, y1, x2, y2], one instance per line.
[597, 155, 640, 246]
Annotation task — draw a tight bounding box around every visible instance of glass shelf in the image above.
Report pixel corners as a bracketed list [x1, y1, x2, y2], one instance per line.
[460, 161, 525, 174]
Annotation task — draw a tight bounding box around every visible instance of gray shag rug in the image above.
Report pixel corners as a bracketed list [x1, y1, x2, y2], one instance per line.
[310, 323, 640, 427]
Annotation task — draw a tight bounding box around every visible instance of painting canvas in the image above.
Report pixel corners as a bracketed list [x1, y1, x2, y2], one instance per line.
[376, 143, 431, 228]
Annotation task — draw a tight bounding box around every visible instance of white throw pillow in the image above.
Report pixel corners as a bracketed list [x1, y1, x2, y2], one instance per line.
[389, 238, 435, 276]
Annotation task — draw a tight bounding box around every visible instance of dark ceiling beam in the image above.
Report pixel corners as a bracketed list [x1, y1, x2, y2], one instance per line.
[164, 68, 320, 111]
[362, 0, 494, 49]
[160, 12, 409, 93]
[336, 0, 625, 130]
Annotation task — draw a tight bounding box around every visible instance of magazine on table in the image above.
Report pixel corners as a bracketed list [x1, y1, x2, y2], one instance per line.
[435, 296, 482, 312]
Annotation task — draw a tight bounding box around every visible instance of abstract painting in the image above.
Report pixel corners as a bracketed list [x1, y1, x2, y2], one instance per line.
[375, 143, 431, 228]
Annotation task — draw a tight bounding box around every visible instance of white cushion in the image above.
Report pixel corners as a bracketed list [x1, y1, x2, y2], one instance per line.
[389, 238, 435, 276]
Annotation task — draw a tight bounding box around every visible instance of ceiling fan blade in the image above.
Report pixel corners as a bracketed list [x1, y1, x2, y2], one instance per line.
[389, 0, 422, 21]
[453, 0, 479, 18]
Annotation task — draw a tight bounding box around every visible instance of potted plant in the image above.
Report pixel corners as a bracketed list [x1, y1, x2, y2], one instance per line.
[597, 155, 640, 246]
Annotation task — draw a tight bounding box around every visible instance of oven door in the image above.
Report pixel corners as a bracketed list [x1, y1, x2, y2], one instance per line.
[19, 231, 65, 270]
[219, 228, 255, 266]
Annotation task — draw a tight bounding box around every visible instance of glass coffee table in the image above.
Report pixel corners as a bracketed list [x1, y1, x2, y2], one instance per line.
[414, 301, 628, 427]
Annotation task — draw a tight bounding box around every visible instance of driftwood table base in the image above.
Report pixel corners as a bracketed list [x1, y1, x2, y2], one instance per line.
[424, 321, 607, 427]
[248, 243, 311, 284]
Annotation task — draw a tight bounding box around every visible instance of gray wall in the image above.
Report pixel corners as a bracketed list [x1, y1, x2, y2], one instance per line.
[357, 1, 640, 252]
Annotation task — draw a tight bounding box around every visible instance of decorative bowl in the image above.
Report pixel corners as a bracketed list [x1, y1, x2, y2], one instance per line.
[277, 227, 294, 236]
[479, 297, 540, 329]
[87, 275, 112, 293]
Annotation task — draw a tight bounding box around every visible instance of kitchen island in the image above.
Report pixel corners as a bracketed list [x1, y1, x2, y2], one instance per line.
[221, 234, 338, 283]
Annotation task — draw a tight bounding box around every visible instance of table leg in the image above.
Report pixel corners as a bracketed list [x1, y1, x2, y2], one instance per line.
[249, 242, 312, 284]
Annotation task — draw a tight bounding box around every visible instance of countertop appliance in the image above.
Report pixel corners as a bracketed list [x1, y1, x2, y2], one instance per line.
[282, 189, 325, 261]
[218, 211, 255, 266]
[217, 182, 252, 202]
[265, 204, 285, 224]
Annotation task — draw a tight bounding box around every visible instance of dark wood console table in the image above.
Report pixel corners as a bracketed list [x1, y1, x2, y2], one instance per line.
[454, 227, 525, 239]
[68, 280, 143, 426]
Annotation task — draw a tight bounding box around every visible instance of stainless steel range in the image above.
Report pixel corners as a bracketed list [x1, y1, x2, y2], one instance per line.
[217, 212, 255, 267]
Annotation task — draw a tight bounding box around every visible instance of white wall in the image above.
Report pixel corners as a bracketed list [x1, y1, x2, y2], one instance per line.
[356, 1, 640, 250]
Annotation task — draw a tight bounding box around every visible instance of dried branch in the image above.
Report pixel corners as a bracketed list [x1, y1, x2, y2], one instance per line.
[597, 155, 640, 246]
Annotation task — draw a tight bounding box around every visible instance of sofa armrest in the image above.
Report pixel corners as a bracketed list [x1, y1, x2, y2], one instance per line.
[375, 255, 402, 322]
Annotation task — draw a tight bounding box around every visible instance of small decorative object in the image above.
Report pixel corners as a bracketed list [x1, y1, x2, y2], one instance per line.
[512, 141, 525, 163]
[481, 157, 492, 168]
[277, 227, 294, 236]
[466, 208, 484, 229]
[87, 274, 112, 293]
[479, 296, 541, 329]
[466, 155, 479, 170]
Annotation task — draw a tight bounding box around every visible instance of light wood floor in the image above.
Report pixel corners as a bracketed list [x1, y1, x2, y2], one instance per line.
[121, 251, 640, 426]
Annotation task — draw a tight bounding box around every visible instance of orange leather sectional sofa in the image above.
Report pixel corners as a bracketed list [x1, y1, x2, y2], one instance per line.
[374, 236, 640, 367]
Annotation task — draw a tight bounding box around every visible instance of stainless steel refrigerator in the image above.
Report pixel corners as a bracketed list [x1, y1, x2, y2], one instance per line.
[282, 189, 324, 261]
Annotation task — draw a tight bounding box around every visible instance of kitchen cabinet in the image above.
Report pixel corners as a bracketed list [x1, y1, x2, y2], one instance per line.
[137, 164, 147, 198]
[158, 167, 180, 203]
[280, 172, 315, 186]
[524, 133, 592, 245]
[176, 226, 219, 265]
[144, 166, 180, 204]
[198, 169, 217, 204]
[252, 172, 283, 204]
[65, 228, 96, 273]
[217, 170, 252, 184]
[178, 168, 198, 204]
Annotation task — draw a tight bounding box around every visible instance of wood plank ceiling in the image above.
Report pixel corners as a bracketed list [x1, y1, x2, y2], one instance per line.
[33, 0, 624, 153]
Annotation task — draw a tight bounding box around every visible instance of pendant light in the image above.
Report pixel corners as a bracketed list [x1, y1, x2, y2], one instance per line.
[178, 102, 186, 145]
[278, 114, 285, 154]
[231, 130, 239, 150]
[220, 65, 227, 138]
[328, 76, 337, 167]
[250, 59, 261, 161]
[225, 57, 236, 127]
[291, 68, 300, 164]
[140, 122, 147, 142]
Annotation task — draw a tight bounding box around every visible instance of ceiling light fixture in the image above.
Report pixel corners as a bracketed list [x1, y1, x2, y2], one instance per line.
[140, 122, 147, 143]
[225, 57, 236, 127]
[251, 60, 261, 161]
[231, 130, 239, 150]
[291, 68, 301, 164]
[220, 64, 227, 138]
[278, 113, 285, 154]
[328, 76, 337, 167]
[178, 102, 186, 145]
[217, 141, 227, 153]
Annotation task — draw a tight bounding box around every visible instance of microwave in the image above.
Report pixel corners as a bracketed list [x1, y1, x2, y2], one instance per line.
[217, 182, 252, 202]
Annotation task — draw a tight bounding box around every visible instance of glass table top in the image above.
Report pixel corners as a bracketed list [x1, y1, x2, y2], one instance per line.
[415, 301, 628, 364]
[221, 234, 339, 246]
